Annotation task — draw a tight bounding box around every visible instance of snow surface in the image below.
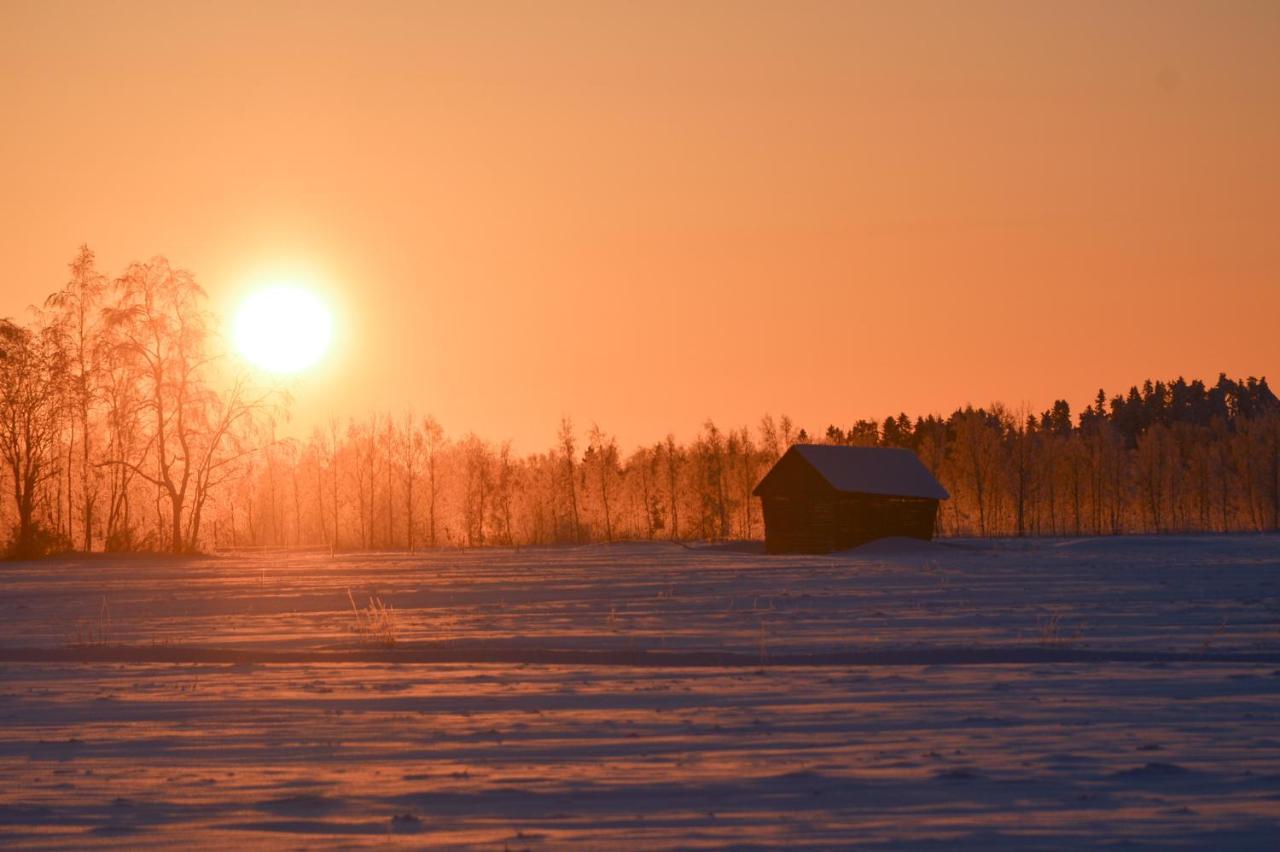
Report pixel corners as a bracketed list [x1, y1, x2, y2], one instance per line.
[0, 536, 1277, 848]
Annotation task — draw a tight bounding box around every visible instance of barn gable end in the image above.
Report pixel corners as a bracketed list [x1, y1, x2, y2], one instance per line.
[752, 448, 840, 498]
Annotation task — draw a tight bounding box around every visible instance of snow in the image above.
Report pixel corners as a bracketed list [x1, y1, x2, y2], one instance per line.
[0, 535, 1278, 847]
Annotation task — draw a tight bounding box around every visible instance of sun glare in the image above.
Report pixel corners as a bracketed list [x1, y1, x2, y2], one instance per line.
[233, 285, 333, 374]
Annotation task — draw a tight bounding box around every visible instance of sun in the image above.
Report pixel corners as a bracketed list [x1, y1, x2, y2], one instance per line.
[233, 285, 333, 374]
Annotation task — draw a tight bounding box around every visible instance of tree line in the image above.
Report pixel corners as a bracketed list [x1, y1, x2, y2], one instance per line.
[2, 248, 1277, 556]
[0, 248, 274, 557]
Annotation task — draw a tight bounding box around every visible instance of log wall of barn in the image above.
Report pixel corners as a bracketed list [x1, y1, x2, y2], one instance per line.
[761, 496, 837, 553]
[762, 494, 939, 553]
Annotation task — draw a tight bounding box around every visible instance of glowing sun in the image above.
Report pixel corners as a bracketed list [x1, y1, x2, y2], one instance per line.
[233, 285, 333, 374]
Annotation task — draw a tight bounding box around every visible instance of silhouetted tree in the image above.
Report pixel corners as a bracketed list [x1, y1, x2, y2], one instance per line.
[101, 258, 268, 553]
[0, 319, 67, 556]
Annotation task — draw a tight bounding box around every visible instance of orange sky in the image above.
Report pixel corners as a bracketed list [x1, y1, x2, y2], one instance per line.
[2, 1, 1277, 449]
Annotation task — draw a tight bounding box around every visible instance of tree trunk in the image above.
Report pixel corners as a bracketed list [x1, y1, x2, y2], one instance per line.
[171, 492, 185, 554]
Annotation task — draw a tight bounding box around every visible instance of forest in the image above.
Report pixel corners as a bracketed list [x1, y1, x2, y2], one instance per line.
[2, 248, 1278, 557]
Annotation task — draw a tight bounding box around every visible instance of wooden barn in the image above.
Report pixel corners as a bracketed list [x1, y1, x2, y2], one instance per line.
[753, 445, 949, 553]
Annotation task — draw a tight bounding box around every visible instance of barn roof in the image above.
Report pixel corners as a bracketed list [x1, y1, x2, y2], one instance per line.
[754, 444, 950, 500]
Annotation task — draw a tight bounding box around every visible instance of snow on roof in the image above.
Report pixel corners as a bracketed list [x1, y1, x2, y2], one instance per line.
[789, 444, 950, 500]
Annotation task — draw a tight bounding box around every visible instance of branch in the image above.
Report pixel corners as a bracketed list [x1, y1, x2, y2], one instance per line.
[95, 457, 165, 488]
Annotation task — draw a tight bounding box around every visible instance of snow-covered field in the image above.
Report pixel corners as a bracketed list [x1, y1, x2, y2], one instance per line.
[1, 537, 1278, 848]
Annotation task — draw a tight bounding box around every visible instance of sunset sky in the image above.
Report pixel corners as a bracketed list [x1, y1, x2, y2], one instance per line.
[2, 1, 1277, 449]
